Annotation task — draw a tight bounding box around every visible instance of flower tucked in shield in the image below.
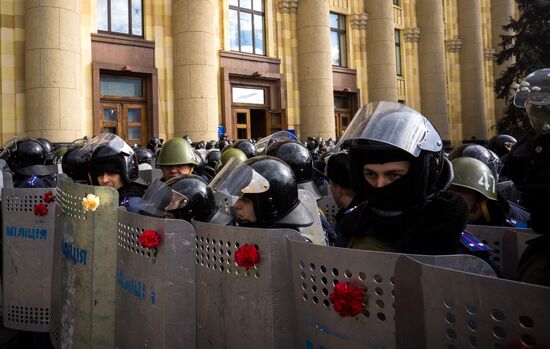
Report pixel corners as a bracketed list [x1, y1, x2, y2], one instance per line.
[329, 282, 367, 317]
[34, 203, 48, 216]
[43, 191, 55, 204]
[234, 244, 260, 270]
[82, 194, 100, 212]
[139, 230, 161, 249]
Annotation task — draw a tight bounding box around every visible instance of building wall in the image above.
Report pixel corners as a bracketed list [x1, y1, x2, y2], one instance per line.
[0, 0, 516, 144]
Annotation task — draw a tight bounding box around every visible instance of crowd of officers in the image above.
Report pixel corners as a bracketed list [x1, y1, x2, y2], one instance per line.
[1, 70, 549, 297]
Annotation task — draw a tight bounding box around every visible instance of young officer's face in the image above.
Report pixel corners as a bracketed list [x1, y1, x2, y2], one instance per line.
[97, 171, 123, 190]
[161, 164, 193, 180]
[362, 161, 411, 188]
[233, 196, 257, 223]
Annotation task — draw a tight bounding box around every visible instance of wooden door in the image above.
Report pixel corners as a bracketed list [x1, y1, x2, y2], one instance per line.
[233, 109, 251, 139]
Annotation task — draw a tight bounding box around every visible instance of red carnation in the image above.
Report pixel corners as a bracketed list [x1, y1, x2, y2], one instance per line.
[234, 244, 260, 270]
[329, 282, 366, 317]
[43, 191, 55, 203]
[34, 203, 48, 216]
[139, 230, 160, 248]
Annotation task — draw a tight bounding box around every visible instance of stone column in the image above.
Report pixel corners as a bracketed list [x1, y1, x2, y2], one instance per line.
[296, 0, 335, 140]
[173, 0, 218, 141]
[491, 0, 515, 120]
[458, 0, 488, 142]
[416, 0, 450, 142]
[364, 0, 398, 102]
[25, 0, 82, 141]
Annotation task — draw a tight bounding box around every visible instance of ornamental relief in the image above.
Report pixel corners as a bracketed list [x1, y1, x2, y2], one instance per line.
[278, 0, 299, 12]
[350, 13, 368, 30]
[403, 27, 420, 42]
[445, 37, 463, 53]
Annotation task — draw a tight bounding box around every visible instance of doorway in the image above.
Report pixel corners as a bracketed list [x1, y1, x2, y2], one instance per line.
[233, 108, 270, 140]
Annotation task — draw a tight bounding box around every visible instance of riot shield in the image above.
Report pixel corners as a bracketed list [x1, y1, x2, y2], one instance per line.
[317, 195, 340, 228]
[465, 225, 539, 279]
[1, 169, 14, 189]
[138, 168, 163, 184]
[288, 237, 494, 349]
[298, 189, 328, 245]
[49, 177, 119, 348]
[115, 209, 196, 348]
[2, 187, 56, 332]
[193, 220, 305, 348]
[395, 255, 550, 348]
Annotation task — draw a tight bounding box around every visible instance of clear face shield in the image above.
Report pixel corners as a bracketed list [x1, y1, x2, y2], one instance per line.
[135, 179, 189, 217]
[514, 69, 550, 134]
[335, 101, 442, 156]
[255, 131, 299, 154]
[0, 134, 30, 159]
[76, 133, 134, 162]
[210, 158, 270, 198]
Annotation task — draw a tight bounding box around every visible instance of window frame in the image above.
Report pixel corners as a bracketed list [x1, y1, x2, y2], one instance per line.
[330, 12, 348, 68]
[229, 0, 266, 55]
[395, 29, 403, 76]
[97, 0, 144, 38]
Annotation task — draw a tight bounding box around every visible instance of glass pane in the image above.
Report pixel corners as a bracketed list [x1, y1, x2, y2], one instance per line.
[237, 113, 247, 124]
[111, 0, 130, 34]
[330, 13, 339, 29]
[240, 12, 253, 53]
[342, 117, 350, 127]
[237, 128, 247, 139]
[131, 0, 143, 36]
[229, 9, 239, 51]
[240, 0, 252, 9]
[339, 15, 346, 30]
[334, 96, 348, 109]
[229, 0, 238, 6]
[97, 0, 108, 31]
[331, 31, 340, 66]
[100, 76, 143, 97]
[128, 108, 142, 122]
[253, 0, 263, 12]
[232, 87, 265, 104]
[128, 126, 141, 140]
[254, 15, 264, 55]
[395, 29, 401, 44]
[103, 108, 118, 121]
[103, 127, 117, 134]
[340, 32, 347, 67]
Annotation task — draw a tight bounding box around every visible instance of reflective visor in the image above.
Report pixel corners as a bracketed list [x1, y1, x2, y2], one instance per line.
[136, 179, 188, 217]
[76, 133, 133, 161]
[335, 101, 442, 156]
[255, 131, 299, 154]
[209, 157, 270, 197]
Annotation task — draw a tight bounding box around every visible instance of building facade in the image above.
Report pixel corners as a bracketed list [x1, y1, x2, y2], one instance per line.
[0, 0, 516, 146]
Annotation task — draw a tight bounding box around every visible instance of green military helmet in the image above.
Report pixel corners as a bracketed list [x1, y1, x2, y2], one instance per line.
[216, 148, 248, 173]
[451, 157, 497, 201]
[157, 138, 199, 166]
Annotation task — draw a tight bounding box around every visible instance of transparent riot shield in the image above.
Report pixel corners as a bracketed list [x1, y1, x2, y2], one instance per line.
[1, 169, 14, 189]
[395, 255, 550, 348]
[49, 177, 119, 348]
[288, 237, 494, 349]
[138, 168, 163, 185]
[2, 187, 56, 332]
[298, 189, 328, 246]
[115, 209, 196, 348]
[465, 225, 539, 279]
[317, 195, 340, 228]
[193, 220, 305, 348]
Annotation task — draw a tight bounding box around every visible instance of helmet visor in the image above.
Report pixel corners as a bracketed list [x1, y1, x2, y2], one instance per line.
[255, 131, 299, 154]
[514, 69, 550, 108]
[136, 179, 189, 217]
[525, 102, 550, 134]
[335, 101, 442, 156]
[210, 157, 270, 198]
[0, 135, 30, 159]
[76, 133, 134, 162]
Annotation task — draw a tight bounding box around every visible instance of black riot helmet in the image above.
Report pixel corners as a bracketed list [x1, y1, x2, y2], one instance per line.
[265, 140, 312, 183]
[206, 140, 217, 150]
[218, 139, 229, 150]
[86, 134, 139, 185]
[61, 146, 91, 182]
[206, 150, 221, 169]
[231, 139, 257, 158]
[210, 156, 313, 227]
[134, 147, 155, 166]
[37, 138, 55, 164]
[339, 101, 452, 214]
[147, 137, 162, 155]
[1, 138, 52, 176]
[166, 174, 231, 224]
[486, 134, 517, 157]
[448, 143, 502, 180]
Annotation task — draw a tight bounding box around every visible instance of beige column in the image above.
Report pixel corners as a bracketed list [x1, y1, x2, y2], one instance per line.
[364, 0, 398, 102]
[25, 0, 82, 141]
[491, 0, 515, 120]
[416, 0, 450, 141]
[296, 0, 335, 140]
[172, 0, 218, 141]
[458, 0, 488, 142]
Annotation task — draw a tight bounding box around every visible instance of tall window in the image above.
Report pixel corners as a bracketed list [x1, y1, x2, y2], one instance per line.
[395, 29, 403, 76]
[330, 13, 347, 67]
[97, 0, 143, 37]
[229, 0, 265, 55]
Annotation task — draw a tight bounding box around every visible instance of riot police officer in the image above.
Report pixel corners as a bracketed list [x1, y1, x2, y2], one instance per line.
[326, 152, 363, 225]
[216, 148, 248, 173]
[134, 147, 155, 170]
[156, 138, 199, 181]
[487, 134, 517, 158]
[504, 68, 550, 286]
[335, 101, 468, 254]
[1, 138, 56, 188]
